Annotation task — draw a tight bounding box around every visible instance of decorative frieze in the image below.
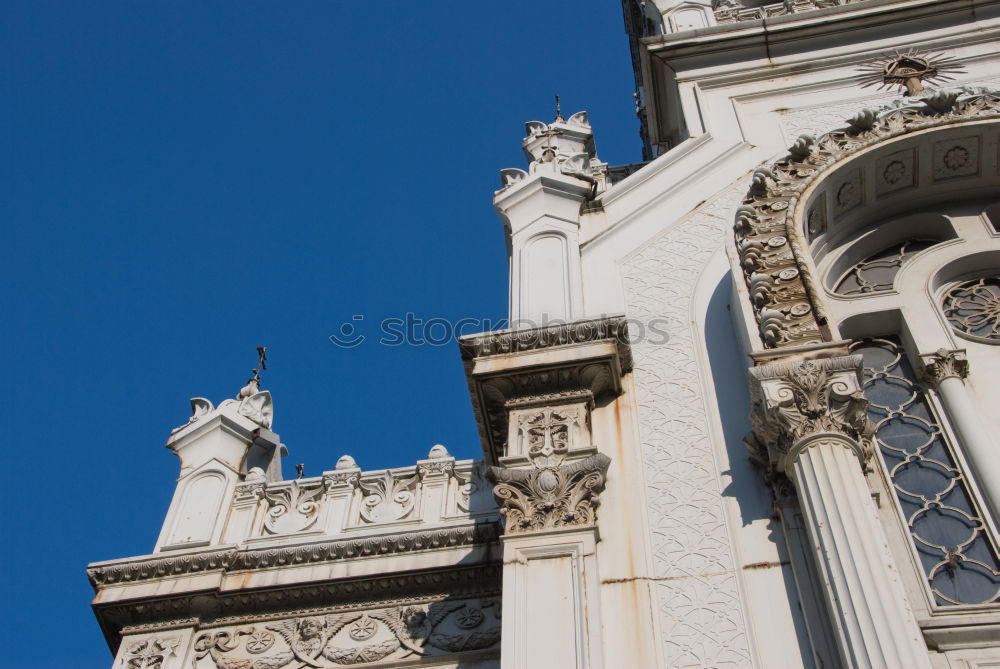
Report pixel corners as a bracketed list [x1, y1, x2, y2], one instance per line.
[358, 470, 419, 524]
[192, 598, 501, 668]
[733, 87, 1000, 348]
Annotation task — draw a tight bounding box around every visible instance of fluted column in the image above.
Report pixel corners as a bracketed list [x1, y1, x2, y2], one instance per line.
[750, 355, 931, 669]
[921, 349, 1000, 522]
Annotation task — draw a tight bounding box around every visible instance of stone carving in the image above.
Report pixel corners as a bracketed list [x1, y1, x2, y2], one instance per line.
[459, 316, 632, 368]
[622, 183, 753, 666]
[749, 355, 873, 474]
[261, 480, 326, 535]
[488, 453, 610, 534]
[237, 388, 273, 429]
[735, 87, 1000, 348]
[89, 523, 499, 585]
[417, 445, 455, 479]
[124, 636, 179, 669]
[192, 599, 501, 668]
[714, 0, 864, 25]
[358, 470, 419, 524]
[455, 464, 486, 513]
[324, 456, 361, 487]
[920, 348, 970, 383]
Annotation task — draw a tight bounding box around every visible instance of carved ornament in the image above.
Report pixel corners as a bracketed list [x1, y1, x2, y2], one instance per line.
[920, 348, 970, 383]
[734, 88, 1000, 348]
[193, 598, 501, 668]
[488, 453, 611, 535]
[749, 355, 873, 475]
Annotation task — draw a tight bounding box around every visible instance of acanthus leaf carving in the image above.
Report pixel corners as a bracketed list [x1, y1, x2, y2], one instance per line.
[261, 480, 326, 536]
[749, 355, 873, 475]
[488, 453, 610, 534]
[920, 348, 970, 383]
[358, 471, 419, 524]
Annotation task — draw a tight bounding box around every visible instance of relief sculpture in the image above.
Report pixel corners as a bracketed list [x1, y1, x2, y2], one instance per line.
[192, 599, 500, 668]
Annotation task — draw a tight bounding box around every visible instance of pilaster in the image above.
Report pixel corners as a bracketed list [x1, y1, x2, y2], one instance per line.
[749, 353, 931, 669]
[461, 317, 632, 669]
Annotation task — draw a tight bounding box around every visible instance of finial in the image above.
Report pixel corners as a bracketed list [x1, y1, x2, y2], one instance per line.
[858, 49, 965, 97]
[296, 463, 305, 479]
[554, 95, 564, 122]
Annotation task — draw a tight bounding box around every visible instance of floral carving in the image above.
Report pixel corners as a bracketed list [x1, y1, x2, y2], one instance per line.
[124, 637, 179, 669]
[358, 471, 418, 524]
[488, 453, 610, 534]
[734, 87, 1000, 348]
[261, 480, 326, 535]
[920, 348, 970, 383]
[749, 355, 873, 474]
[192, 599, 501, 668]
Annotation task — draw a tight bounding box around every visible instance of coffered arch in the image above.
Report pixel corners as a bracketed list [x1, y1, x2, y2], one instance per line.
[733, 89, 1000, 350]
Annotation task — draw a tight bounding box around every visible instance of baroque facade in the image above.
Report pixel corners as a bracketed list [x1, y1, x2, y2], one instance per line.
[89, 1, 1000, 667]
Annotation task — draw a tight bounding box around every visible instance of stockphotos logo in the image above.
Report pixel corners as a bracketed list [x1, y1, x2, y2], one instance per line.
[328, 314, 670, 349]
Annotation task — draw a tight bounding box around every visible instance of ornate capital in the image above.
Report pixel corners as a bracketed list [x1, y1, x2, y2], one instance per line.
[920, 348, 969, 384]
[749, 355, 872, 475]
[488, 453, 610, 535]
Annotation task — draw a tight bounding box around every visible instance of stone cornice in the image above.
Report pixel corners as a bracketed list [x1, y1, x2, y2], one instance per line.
[733, 87, 1000, 349]
[88, 521, 499, 587]
[459, 316, 633, 372]
[461, 316, 632, 463]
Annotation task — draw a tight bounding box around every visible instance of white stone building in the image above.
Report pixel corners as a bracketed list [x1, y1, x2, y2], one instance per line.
[89, 1, 1000, 667]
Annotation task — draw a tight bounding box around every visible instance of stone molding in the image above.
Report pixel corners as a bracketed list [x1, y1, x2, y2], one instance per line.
[488, 453, 611, 535]
[920, 348, 970, 383]
[459, 316, 633, 370]
[714, 0, 866, 25]
[734, 87, 1000, 348]
[748, 354, 872, 476]
[461, 316, 632, 463]
[88, 522, 499, 586]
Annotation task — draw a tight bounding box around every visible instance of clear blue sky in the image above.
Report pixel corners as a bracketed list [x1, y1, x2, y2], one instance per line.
[2, 2, 639, 665]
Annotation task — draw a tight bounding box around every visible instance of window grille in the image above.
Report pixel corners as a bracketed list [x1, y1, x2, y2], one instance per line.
[942, 277, 1000, 342]
[853, 337, 1000, 605]
[834, 239, 937, 296]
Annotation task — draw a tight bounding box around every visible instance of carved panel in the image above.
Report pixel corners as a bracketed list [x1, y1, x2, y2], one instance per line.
[622, 184, 753, 666]
[261, 480, 326, 536]
[191, 599, 501, 668]
[123, 636, 181, 669]
[358, 471, 419, 524]
[933, 135, 981, 180]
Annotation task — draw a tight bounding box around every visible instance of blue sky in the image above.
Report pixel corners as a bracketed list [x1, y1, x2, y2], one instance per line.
[2, 1, 639, 665]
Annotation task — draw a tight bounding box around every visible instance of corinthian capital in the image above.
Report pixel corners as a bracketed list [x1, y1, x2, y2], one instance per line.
[920, 348, 969, 384]
[488, 453, 610, 535]
[749, 355, 872, 475]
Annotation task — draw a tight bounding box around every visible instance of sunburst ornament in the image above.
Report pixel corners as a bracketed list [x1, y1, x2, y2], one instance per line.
[858, 49, 965, 97]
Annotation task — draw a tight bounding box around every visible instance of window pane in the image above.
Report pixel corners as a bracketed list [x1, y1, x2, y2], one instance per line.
[853, 337, 1000, 606]
[835, 239, 937, 296]
[942, 277, 1000, 342]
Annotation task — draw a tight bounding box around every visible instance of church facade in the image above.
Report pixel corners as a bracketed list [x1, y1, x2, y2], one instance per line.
[89, 1, 1000, 667]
